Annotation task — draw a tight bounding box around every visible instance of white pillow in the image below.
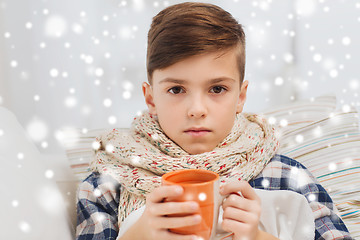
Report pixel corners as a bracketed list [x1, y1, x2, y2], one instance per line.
[0, 107, 73, 240]
[261, 95, 360, 238]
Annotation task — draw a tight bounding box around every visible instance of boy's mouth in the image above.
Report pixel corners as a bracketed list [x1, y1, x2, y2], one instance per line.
[184, 127, 211, 137]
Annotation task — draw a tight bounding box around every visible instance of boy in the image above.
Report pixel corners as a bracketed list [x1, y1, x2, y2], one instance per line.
[76, 2, 353, 240]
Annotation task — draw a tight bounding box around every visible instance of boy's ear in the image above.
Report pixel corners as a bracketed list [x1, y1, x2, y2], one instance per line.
[142, 82, 157, 115]
[236, 80, 249, 114]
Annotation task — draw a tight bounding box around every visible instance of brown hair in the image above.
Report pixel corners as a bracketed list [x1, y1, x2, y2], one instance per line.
[146, 2, 246, 85]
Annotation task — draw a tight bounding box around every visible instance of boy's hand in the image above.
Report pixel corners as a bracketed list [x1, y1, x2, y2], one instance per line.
[220, 180, 261, 240]
[131, 185, 201, 240]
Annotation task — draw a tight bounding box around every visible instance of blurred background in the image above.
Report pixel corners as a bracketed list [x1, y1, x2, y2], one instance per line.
[0, 0, 359, 155]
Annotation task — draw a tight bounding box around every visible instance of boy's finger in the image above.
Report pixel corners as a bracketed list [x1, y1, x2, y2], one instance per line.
[159, 230, 199, 240]
[158, 214, 202, 229]
[222, 205, 259, 223]
[147, 185, 183, 203]
[220, 180, 259, 201]
[222, 193, 251, 211]
[152, 201, 199, 216]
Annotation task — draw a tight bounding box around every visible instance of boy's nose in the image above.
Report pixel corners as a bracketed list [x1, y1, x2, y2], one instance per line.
[187, 95, 208, 118]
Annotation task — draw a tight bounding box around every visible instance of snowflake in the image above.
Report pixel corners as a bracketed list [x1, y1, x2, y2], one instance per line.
[295, 0, 317, 16]
[10, 60, 18, 68]
[94, 79, 101, 86]
[295, 134, 304, 143]
[105, 144, 114, 153]
[313, 126, 322, 137]
[64, 96, 77, 108]
[274, 77, 284, 86]
[290, 168, 313, 188]
[93, 188, 102, 197]
[268, 117, 276, 125]
[84, 55, 94, 64]
[342, 36, 351, 46]
[119, 26, 132, 39]
[119, 0, 127, 7]
[45, 169, 54, 179]
[103, 98, 112, 107]
[329, 69, 338, 78]
[26, 119, 48, 142]
[49, 68, 59, 77]
[37, 186, 64, 215]
[349, 79, 359, 90]
[41, 141, 48, 148]
[123, 81, 134, 91]
[95, 68, 104, 77]
[12, 200, 19, 207]
[323, 58, 336, 70]
[131, 156, 141, 165]
[72, 23, 84, 34]
[25, 22, 33, 29]
[133, 0, 145, 11]
[261, 179, 270, 188]
[45, 15, 67, 38]
[328, 163, 337, 171]
[19, 221, 31, 233]
[313, 53, 322, 62]
[198, 192, 207, 201]
[307, 193, 317, 202]
[280, 119, 288, 127]
[92, 141, 101, 150]
[123, 91, 132, 99]
[283, 52, 294, 63]
[108, 116, 117, 125]
[342, 104, 351, 113]
[103, 15, 109, 21]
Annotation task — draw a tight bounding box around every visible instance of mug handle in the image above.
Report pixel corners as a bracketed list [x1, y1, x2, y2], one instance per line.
[211, 194, 233, 240]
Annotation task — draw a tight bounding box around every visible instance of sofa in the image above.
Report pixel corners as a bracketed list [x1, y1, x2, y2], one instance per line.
[1, 94, 359, 239]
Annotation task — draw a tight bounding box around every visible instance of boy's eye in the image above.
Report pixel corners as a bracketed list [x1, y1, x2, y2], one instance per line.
[210, 86, 226, 94]
[168, 86, 184, 94]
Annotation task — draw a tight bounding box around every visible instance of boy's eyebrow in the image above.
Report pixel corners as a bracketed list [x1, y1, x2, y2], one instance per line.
[158, 77, 236, 85]
[209, 77, 236, 84]
[158, 78, 186, 85]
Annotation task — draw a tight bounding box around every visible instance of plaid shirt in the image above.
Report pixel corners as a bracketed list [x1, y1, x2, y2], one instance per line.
[76, 154, 353, 239]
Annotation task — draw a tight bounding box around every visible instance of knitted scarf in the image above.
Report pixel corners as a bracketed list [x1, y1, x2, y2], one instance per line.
[90, 111, 280, 229]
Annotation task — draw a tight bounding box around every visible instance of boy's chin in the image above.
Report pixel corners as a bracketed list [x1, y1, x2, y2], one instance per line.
[183, 145, 214, 155]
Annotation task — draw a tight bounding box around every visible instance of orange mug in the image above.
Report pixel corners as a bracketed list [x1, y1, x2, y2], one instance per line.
[162, 169, 230, 240]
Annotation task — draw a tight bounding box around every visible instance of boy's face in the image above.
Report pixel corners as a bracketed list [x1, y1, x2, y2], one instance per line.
[142, 50, 248, 155]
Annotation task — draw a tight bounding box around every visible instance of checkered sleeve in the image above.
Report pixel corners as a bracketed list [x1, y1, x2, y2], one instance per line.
[76, 172, 121, 240]
[249, 154, 354, 240]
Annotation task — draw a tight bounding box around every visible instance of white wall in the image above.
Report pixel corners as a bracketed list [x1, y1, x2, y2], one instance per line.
[0, 0, 359, 154]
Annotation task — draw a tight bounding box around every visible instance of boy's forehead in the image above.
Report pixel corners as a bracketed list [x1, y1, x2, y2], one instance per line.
[157, 77, 237, 85]
[152, 50, 240, 82]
